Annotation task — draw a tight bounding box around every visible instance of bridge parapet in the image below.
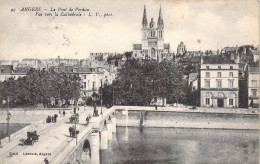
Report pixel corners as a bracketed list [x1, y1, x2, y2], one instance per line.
[51, 106, 116, 164]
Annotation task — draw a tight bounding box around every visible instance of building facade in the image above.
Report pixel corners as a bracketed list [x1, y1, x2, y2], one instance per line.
[200, 56, 239, 108]
[248, 67, 259, 108]
[132, 6, 172, 61]
[0, 65, 30, 82]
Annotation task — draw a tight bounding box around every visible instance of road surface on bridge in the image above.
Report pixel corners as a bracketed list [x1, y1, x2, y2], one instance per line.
[0, 106, 106, 164]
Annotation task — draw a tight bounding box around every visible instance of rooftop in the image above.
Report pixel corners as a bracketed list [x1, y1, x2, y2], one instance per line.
[203, 55, 236, 64]
[133, 44, 142, 50]
[107, 54, 123, 60]
[221, 46, 239, 52]
[0, 65, 31, 74]
[248, 67, 260, 73]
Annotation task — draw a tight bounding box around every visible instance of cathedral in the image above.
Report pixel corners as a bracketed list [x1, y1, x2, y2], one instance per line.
[132, 6, 172, 62]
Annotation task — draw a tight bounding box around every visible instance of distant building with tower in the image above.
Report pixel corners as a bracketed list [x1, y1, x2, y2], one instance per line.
[132, 6, 173, 61]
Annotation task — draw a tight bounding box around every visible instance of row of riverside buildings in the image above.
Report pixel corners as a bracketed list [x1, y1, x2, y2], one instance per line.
[1, 5, 259, 108]
[0, 56, 119, 101]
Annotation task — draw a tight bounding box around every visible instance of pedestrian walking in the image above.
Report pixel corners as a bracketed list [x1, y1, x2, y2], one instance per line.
[54, 114, 58, 122]
[86, 116, 89, 125]
[93, 103, 99, 116]
[44, 158, 49, 164]
[69, 127, 72, 137]
[74, 107, 76, 114]
[51, 116, 54, 123]
[63, 110, 65, 116]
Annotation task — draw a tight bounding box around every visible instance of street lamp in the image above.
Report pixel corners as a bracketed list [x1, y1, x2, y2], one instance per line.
[113, 87, 114, 106]
[58, 89, 61, 114]
[6, 96, 11, 141]
[100, 80, 103, 115]
[74, 102, 78, 145]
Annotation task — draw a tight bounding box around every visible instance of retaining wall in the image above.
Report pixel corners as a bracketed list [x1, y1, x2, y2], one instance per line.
[115, 110, 259, 130]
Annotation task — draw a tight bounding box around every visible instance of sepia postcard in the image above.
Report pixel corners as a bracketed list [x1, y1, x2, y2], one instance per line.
[0, 0, 259, 163]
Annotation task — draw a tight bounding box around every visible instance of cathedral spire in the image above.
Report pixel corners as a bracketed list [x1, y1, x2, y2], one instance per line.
[142, 5, 148, 28]
[157, 5, 164, 28]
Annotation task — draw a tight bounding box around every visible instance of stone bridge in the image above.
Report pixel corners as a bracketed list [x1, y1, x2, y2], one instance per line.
[50, 106, 117, 164]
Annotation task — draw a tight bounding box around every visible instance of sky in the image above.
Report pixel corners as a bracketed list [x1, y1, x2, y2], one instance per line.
[0, 0, 259, 60]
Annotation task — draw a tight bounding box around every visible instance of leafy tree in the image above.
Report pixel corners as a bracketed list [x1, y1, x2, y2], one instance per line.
[183, 64, 197, 75]
[110, 59, 189, 106]
[124, 51, 133, 61]
[100, 84, 113, 106]
[0, 68, 81, 107]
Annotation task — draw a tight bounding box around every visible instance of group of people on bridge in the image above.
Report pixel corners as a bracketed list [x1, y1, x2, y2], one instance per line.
[46, 114, 58, 123]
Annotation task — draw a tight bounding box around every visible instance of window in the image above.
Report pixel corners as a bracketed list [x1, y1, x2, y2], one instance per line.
[229, 72, 233, 78]
[229, 99, 233, 105]
[217, 72, 221, 78]
[205, 80, 210, 88]
[252, 80, 257, 87]
[206, 66, 209, 69]
[83, 75, 86, 79]
[83, 82, 86, 89]
[206, 98, 210, 105]
[206, 72, 210, 78]
[251, 89, 257, 97]
[217, 80, 222, 88]
[218, 66, 221, 69]
[230, 66, 233, 69]
[92, 82, 96, 90]
[228, 80, 234, 89]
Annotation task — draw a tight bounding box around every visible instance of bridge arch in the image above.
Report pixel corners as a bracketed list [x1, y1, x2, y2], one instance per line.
[81, 140, 91, 163]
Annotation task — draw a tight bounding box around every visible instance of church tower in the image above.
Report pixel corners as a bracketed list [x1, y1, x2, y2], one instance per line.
[142, 5, 148, 49]
[133, 5, 170, 61]
[157, 5, 164, 49]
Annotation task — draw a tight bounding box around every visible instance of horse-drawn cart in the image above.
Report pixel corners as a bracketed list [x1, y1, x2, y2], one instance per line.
[20, 131, 40, 146]
[69, 114, 79, 123]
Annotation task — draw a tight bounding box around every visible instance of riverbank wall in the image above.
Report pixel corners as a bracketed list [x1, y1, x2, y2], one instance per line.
[115, 109, 259, 130]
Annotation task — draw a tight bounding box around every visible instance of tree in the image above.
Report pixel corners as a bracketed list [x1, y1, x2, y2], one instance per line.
[100, 84, 113, 106]
[124, 51, 133, 61]
[111, 59, 189, 106]
[0, 68, 81, 107]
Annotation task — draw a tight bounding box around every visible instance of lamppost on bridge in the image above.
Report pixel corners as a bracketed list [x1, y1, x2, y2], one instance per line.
[74, 101, 78, 145]
[6, 96, 11, 141]
[100, 79, 103, 116]
[113, 87, 114, 106]
[58, 89, 61, 114]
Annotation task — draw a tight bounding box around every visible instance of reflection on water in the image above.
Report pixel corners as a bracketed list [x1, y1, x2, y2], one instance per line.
[101, 127, 259, 164]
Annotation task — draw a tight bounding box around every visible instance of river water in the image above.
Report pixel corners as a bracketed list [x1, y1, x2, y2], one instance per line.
[101, 127, 259, 164]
